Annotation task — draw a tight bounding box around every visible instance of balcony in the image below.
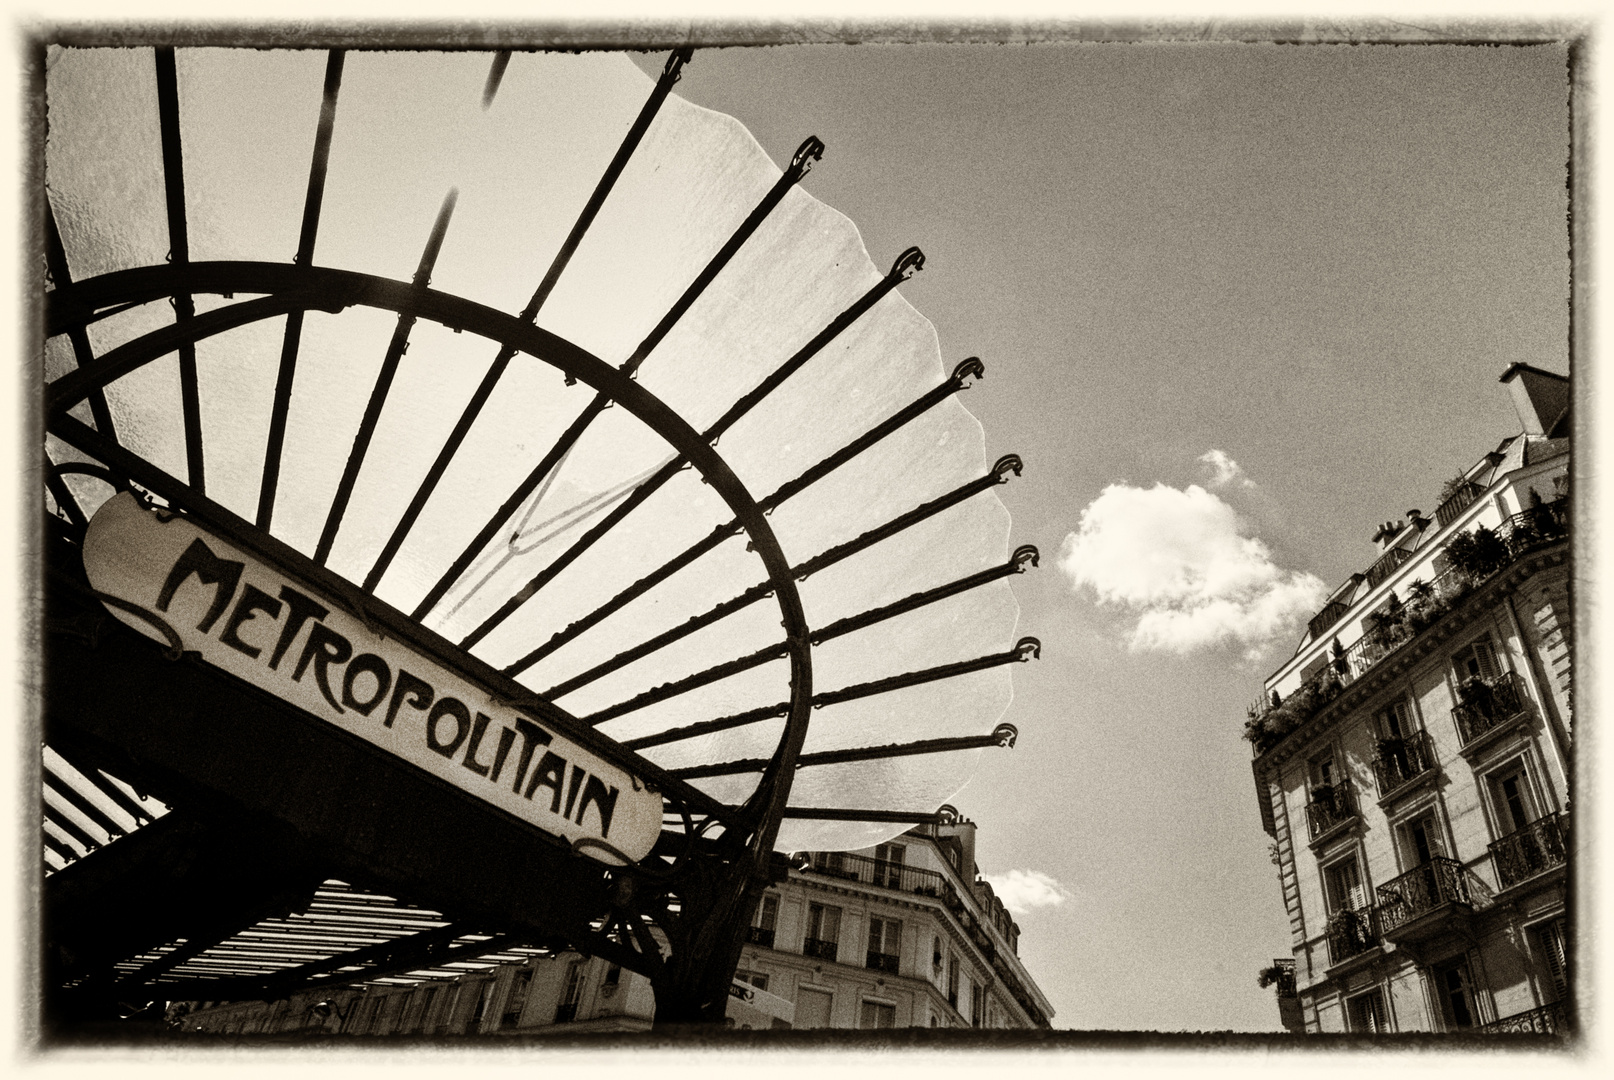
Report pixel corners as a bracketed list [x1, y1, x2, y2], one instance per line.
[746, 926, 775, 948]
[1246, 497, 1566, 761]
[1434, 480, 1485, 528]
[1372, 730, 1438, 800]
[1479, 1000, 1571, 1036]
[1375, 857, 1473, 940]
[1364, 546, 1412, 590]
[1308, 598, 1352, 640]
[1305, 779, 1359, 843]
[1326, 908, 1378, 967]
[803, 937, 839, 962]
[865, 951, 900, 974]
[1490, 811, 1569, 890]
[804, 850, 962, 910]
[1452, 671, 1530, 750]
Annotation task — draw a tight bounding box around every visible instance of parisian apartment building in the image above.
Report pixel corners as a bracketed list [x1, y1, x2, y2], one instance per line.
[1246, 364, 1571, 1036]
[170, 807, 1053, 1034]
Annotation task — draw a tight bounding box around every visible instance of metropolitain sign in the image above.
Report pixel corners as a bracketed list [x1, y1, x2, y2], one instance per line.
[82, 492, 663, 864]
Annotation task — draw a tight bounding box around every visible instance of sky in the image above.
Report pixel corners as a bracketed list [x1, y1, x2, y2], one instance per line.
[635, 41, 1571, 1032]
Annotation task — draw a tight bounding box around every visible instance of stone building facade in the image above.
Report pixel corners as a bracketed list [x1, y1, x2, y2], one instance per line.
[173, 807, 1052, 1034]
[1246, 364, 1571, 1036]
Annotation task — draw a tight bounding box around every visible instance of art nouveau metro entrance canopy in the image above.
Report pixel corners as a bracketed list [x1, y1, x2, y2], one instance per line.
[41, 44, 1039, 1025]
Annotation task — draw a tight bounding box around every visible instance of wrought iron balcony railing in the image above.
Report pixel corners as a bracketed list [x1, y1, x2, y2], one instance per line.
[1305, 778, 1358, 840]
[1479, 1000, 1571, 1036]
[1272, 957, 1296, 997]
[1374, 856, 1472, 935]
[1325, 908, 1378, 967]
[1372, 729, 1438, 797]
[1434, 481, 1485, 528]
[865, 950, 899, 974]
[1490, 811, 1569, 890]
[1249, 497, 1565, 759]
[746, 926, 776, 948]
[1308, 598, 1352, 641]
[803, 937, 839, 962]
[804, 850, 961, 907]
[1452, 671, 1529, 746]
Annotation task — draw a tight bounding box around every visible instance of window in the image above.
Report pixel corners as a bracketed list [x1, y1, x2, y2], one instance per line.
[555, 962, 585, 1023]
[970, 983, 986, 1028]
[1380, 699, 1413, 740]
[947, 951, 960, 1009]
[795, 986, 833, 1029]
[1453, 636, 1501, 683]
[749, 893, 778, 947]
[604, 963, 621, 986]
[1310, 751, 1338, 790]
[734, 969, 769, 992]
[874, 842, 906, 888]
[932, 936, 943, 974]
[1489, 762, 1537, 835]
[431, 985, 460, 1034]
[1399, 813, 1446, 868]
[1432, 957, 1476, 1029]
[501, 967, 533, 1028]
[859, 1000, 896, 1029]
[867, 915, 901, 973]
[1346, 988, 1389, 1033]
[805, 903, 841, 961]
[469, 980, 492, 1031]
[1324, 855, 1367, 913]
[1533, 919, 1568, 1002]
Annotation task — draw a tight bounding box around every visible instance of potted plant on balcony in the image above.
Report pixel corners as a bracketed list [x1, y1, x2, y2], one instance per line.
[1255, 964, 1288, 989]
[1309, 783, 1337, 813]
[1456, 675, 1497, 718]
[1446, 524, 1510, 581]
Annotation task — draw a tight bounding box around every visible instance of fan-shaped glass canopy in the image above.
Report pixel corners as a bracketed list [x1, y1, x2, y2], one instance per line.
[44, 46, 1034, 858]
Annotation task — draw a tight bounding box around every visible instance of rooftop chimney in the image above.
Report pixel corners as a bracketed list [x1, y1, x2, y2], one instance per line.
[1499, 364, 1569, 437]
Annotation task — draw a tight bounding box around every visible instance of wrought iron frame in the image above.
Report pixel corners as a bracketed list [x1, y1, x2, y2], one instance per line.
[41, 46, 1040, 1027]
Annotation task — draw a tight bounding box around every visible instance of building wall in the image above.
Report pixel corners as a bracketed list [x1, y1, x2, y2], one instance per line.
[1252, 426, 1570, 1035]
[174, 817, 1053, 1035]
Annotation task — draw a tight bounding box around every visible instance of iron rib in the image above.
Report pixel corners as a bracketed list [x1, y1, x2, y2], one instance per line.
[43, 202, 117, 442]
[457, 202, 899, 654]
[510, 354, 977, 683]
[415, 132, 818, 624]
[668, 724, 1020, 780]
[259, 49, 345, 531]
[534, 451, 1023, 698]
[361, 49, 687, 591]
[779, 807, 952, 825]
[597, 547, 1038, 731]
[313, 190, 458, 566]
[618, 639, 1039, 749]
[155, 48, 203, 495]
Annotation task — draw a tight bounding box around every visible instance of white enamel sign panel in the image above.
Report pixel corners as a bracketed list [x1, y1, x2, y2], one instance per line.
[81, 491, 663, 864]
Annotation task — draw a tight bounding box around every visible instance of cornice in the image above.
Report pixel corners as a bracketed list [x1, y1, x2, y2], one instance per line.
[1253, 541, 1568, 780]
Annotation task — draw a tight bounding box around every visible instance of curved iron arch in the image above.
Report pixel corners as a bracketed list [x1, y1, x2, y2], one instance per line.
[46, 259, 816, 856]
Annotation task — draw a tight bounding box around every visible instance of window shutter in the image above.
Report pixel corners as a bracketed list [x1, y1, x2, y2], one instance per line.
[1538, 920, 1568, 1001]
[1473, 637, 1501, 680]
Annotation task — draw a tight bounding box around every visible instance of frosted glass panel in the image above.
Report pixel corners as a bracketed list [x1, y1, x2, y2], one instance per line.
[43, 48, 1024, 853]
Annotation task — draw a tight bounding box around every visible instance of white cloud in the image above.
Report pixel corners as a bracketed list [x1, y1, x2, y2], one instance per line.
[982, 869, 1072, 915]
[1199, 448, 1255, 490]
[1059, 480, 1325, 657]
